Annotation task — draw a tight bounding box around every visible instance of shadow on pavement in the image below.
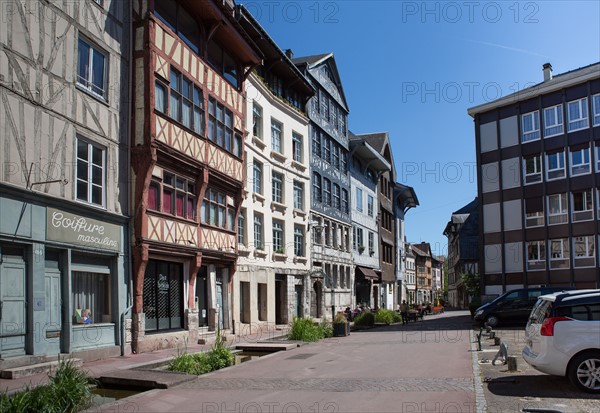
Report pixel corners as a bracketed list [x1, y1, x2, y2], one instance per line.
[351, 312, 474, 333]
[485, 374, 600, 400]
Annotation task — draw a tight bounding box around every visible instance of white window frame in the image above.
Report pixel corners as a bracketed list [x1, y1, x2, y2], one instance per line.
[570, 147, 591, 176]
[76, 138, 106, 207]
[572, 190, 594, 222]
[77, 37, 107, 100]
[596, 145, 600, 173]
[252, 103, 263, 140]
[567, 97, 589, 132]
[238, 208, 246, 246]
[254, 214, 263, 250]
[356, 187, 363, 212]
[543, 104, 564, 137]
[292, 132, 303, 163]
[271, 119, 282, 154]
[293, 181, 303, 210]
[272, 220, 284, 253]
[593, 93, 600, 126]
[523, 155, 542, 184]
[545, 151, 565, 181]
[367, 195, 374, 217]
[253, 161, 263, 194]
[527, 240, 546, 271]
[549, 238, 569, 270]
[272, 171, 283, 204]
[547, 193, 568, 225]
[573, 236, 595, 268]
[294, 226, 304, 257]
[521, 111, 540, 142]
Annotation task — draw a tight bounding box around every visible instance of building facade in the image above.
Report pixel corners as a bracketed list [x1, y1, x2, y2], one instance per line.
[443, 198, 479, 309]
[349, 133, 391, 308]
[0, 0, 130, 362]
[293, 53, 352, 319]
[129, 0, 261, 353]
[468, 63, 600, 296]
[234, 8, 314, 332]
[394, 183, 419, 307]
[404, 246, 417, 304]
[412, 243, 434, 304]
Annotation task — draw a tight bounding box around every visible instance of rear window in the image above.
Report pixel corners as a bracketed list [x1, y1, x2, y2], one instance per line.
[529, 298, 553, 325]
[556, 304, 600, 321]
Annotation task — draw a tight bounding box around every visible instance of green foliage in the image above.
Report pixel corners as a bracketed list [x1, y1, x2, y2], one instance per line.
[374, 309, 402, 325]
[353, 311, 375, 327]
[167, 334, 234, 375]
[461, 272, 481, 299]
[287, 317, 331, 342]
[0, 358, 94, 413]
[333, 313, 347, 325]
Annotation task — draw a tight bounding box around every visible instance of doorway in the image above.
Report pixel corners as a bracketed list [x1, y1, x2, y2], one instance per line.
[0, 247, 26, 358]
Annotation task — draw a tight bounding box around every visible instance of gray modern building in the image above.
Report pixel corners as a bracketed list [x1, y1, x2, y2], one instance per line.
[293, 53, 352, 319]
[0, 0, 130, 364]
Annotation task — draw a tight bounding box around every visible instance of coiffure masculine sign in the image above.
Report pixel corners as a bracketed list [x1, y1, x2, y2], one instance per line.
[46, 207, 120, 251]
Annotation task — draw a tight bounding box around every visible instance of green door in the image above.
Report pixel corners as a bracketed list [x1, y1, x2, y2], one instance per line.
[0, 250, 27, 357]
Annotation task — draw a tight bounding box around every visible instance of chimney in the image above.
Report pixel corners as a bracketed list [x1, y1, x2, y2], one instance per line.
[285, 49, 294, 59]
[543, 63, 553, 82]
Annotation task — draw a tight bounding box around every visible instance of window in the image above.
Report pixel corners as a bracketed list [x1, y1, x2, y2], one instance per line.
[355, 227, 364, 250]
[155, 82, 167, 113]
[340, 151, 347, 174]
[333, 184, 340, 209]
[567, 97, 589, 131]
[168, 69, 205, 134]
[368, 232, 374, 254]
[367, 195, 374, 217]
[543, 104, 563, 137]
[155, 172, 196, 219]
[596, 145, 600, 172]
[207, 40, 238, 88]
[323, 179, 332, 206]
[238, 209, 246, 246]
[208, 97, 237, 156]
[546, 151, 565, 180]
[292, 132, 303, 163]
[154, 0, 201, 55]
[523, 155, 542, 184]
[271, 119, 282, 153]
[331, 104, 338, 130]
[313, 217, 322, 244]
[312, 129, 321, 158]
[294, 226, 305, 257]
[527, 240, 546, 271]
[340, 112, 346, 135]
[593, 94, 600, 126]
[547, 193, 568, 225]
[521, 111, 540, 142]
[573, 236, 595, 268]
[201, 188, 234, 229]
[320, 91, 329, 120]
[549, 238, 569, 270]
[76, 139, 105, 206]
[356, 188, 363, 212]
[525, 198, 544, 228]
[341, 189, 349, 214]
[254, 214, 264, 250]
[77, 37, 106, 99]
[252, 104, 262, 139]
[312, 172, 322, 203]
[272, 172, 283, 204]
[572, 190, 593, 222]
[272, 220, 284, 253]
[324, 138, 331, 163]
[570, 147, 591, 176]
[293, 181, 304, 210]
[72, 271, 110, 324]
[332, 144, 339, 169]
[253, 161, 263, 194]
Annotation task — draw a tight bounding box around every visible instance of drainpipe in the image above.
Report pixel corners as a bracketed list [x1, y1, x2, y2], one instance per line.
[120, 1, 134, 357]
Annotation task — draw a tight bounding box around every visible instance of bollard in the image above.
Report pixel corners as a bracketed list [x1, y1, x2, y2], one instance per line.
[507, 356, 518, 372]
[490, 331, 496, 339]
[494, 336, 501, 346]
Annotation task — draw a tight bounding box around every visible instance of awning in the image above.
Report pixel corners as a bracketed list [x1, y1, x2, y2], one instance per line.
[356, 266, 379, 280]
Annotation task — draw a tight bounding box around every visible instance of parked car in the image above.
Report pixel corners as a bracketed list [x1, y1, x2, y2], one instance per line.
[474, 286, 574, 327]
[522, 289, 600, 393]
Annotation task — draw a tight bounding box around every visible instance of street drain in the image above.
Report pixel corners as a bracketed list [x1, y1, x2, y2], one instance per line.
[286, 353, 316, 360]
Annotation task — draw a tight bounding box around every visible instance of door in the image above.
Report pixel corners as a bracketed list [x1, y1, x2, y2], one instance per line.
[0, 249, 27, 357]
[216, 279, 223, 329]
[295, 285, 302, 318]
[44, 268, 61, 350]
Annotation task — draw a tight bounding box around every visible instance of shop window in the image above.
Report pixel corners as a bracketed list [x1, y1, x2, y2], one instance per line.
[72, 271, 111, 324]
[143, 260, 183, 331]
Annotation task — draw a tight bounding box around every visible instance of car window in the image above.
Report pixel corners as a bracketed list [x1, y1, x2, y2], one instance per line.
[529, 299, 552, 324]
[528, 290, 542, 299]
[557, 304, 600, 321]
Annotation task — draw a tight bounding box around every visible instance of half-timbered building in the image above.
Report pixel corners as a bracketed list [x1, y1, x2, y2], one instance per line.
[129, 0, 261, 352]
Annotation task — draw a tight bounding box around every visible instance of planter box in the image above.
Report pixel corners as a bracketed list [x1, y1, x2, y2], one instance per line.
[333, 323, 350, 337]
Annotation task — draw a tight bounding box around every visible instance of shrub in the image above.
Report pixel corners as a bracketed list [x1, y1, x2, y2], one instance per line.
[375, 309, 398, 325]
[353, 311, 375, 327]
[288, 317, 331, 342]
[0, 358, 94, 413]
[168, 333, 234, 375]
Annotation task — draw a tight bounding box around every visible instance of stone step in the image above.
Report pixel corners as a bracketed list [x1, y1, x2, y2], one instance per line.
[0, 354, 49, 371]
[0, 358, 83, 380]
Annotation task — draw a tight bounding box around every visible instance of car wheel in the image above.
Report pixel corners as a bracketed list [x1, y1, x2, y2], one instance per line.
[484, 314, 499, 328]
[568, 351, 600, 394]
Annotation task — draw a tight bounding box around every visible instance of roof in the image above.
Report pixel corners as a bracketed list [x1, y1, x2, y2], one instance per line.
[411, 245, 429, 258]
[355, 132, 396, 179]
[468, 62, 600, 116]
[291, 53, 333, 66]
[348, 132, 391, 173]
[394, 183, 419, 212]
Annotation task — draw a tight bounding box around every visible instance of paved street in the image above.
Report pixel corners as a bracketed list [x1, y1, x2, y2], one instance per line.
[94, 311, 476, 413]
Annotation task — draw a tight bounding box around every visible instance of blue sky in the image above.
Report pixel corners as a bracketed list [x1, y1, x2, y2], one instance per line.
[239, 0, 600, 256]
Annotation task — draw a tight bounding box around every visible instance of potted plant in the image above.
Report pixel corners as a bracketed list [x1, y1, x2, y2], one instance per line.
[333, 312, 350, 337]
[358, 245, 365, 254]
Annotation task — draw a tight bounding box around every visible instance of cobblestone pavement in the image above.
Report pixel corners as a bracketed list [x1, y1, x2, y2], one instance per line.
[473, 324, 600, 413]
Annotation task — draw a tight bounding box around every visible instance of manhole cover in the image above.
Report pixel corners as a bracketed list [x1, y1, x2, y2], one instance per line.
[286, 353, 316, 360]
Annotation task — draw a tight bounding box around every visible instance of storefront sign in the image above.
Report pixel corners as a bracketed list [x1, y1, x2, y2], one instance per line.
[46, 207, 120, 251]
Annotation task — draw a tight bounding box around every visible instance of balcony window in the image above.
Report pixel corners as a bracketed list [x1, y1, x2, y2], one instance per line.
[546, 151, 565, 180]
[523, 155, 542, 184]
[547, 193, 568, 225]
[527, 240, 546, 271]
[572, 190, 593, 222]
[573, 236, 595, 268]
[570, 147, 591, 176]
[567, 97, 589, 132]
[521, 111, 540, 142]
[549, 239, 569, 270]
[543, 104, 563, 137]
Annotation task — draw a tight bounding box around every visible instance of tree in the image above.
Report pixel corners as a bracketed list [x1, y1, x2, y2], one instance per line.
[460, 272, 480, 301]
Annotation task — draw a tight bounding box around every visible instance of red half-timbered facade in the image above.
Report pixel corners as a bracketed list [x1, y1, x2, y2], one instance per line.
[130, 0, 261, 353]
